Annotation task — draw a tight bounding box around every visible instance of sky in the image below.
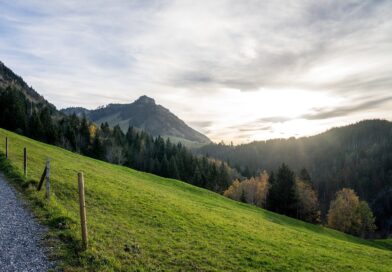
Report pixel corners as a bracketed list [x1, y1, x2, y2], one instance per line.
[1, 0, 392, 143]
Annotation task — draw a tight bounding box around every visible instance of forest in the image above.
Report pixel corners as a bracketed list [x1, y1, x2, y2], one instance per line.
[0, 86, 236, 193]
[0, 82, 389, 237]
[0, 86, 392, 236]
[197, 120, 392, 236]
[224, 164, 376, 237]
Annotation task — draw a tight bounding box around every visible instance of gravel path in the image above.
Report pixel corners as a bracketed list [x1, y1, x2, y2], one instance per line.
[0, 173, 53, 272]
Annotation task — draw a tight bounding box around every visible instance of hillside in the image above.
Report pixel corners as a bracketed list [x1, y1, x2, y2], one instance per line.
[0, 61, 51, 105]
[0, 60, 209, 146]
[197, 119, 392, 236]
[61, 95, 211, 146]
[0, 128, 391, 271]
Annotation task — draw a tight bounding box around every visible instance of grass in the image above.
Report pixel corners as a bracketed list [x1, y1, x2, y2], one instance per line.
[0, 128, 391, 272]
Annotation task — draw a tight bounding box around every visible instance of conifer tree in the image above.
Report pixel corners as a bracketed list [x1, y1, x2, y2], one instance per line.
[268, 164, 297, 216]
[169, 157, 180, 180]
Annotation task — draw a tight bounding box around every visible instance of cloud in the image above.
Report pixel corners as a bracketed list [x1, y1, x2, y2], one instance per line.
[0, 0, 392, 142]
[302, 96, 392, 120]
[257, 117, 293, 123]
[239, 126, 272, 132]
[188, 120, 213, 128]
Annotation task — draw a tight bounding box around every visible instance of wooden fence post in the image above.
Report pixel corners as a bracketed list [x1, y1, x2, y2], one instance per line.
[5, 137, 8, 159]
[45, 159, 50, 200]
[37, 166, 47, 191]
[23, 147, 27, 177]
[78, 172, 88, 249]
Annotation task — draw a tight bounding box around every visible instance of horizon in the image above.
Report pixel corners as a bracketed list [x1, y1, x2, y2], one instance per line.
[58, 94, 391, 145]
[1, 1, 392, 143]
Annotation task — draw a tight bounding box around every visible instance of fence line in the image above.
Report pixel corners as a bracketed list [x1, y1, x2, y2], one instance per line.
[4, 136, 88, 249]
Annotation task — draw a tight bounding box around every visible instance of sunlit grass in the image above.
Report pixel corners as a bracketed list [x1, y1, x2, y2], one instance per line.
[0, 128, 391, 271]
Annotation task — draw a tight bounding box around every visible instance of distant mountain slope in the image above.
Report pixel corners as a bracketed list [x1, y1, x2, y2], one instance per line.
[196, 119, 392, 236]
[60, 107, 90, 117]
[62, 95, 211, 145]
[0, 61, 49, 105]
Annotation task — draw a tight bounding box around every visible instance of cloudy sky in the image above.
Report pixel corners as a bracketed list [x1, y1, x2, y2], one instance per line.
[1, 0, 392, 143]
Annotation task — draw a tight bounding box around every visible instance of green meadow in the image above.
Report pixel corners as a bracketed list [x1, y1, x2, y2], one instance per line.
[0, 128, 391, 272]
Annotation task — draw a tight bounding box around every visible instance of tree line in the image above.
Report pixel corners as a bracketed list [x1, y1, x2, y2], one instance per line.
[0, 87, 237, 193]
[224, 164, 376, 237]
[197, 120, 392, 236]
[0, 86, 379, 237]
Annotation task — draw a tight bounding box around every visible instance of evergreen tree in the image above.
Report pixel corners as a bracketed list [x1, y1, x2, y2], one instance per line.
[268, 164, 297, 217]
[29, 110, 45, 140]
[112, 125, 125, 145]
[0, 88, 28, 132]
[91, 136, 105, 160]
[192, 165, 203, 186]
[208, 164, 219, 191]
[267, 171, 277, 211]
[79, 116, 91, 153]
[218, 163, 230, 193]
[100, 122, 110, 137]
[161, 155, 169, 177]
[243, 165, 252, 178]
[168, 157, 180, 180]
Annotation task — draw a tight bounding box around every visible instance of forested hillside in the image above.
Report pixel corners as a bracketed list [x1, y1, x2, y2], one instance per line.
[1, 60, 391, 236]
[61, 95, 211, 146]
[0, 61, 51, 104]
[197, 120, 392, 236]
[0, 61, 236, 194]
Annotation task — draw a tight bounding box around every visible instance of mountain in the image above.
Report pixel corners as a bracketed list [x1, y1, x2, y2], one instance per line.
[1, 128, 391, 271]
[60, 106, 90, 117]
[1, 60, 390, 236]
[61, 95, 211, 146]
[0, 61, 209, 147]
[0, 61, 50, 105]
[196, 119, 392, 236]
[0, 61, 232, 193]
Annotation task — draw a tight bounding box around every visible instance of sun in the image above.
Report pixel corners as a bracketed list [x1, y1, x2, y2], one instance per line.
[201, 88, 341, 142]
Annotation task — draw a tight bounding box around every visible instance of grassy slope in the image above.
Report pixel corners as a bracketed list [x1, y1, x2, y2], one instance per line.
[0, 128, 391, 272]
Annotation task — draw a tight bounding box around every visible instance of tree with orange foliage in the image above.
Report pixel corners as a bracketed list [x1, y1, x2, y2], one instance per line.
[223, 171, 269, 208]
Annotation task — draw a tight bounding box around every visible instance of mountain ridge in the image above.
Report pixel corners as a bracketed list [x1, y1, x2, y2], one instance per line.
[0, 60, 210, 146]
[0, 61, 49, 105]
[61, 95, 211, 145]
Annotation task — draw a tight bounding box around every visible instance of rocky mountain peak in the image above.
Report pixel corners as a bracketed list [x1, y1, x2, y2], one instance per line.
[135, 95, 156, 105]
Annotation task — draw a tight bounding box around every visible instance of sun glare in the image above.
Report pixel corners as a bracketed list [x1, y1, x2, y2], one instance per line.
[189, 88, 341, 142]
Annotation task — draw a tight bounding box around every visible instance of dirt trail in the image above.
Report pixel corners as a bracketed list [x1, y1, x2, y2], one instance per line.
[0, 173, 53, 272]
